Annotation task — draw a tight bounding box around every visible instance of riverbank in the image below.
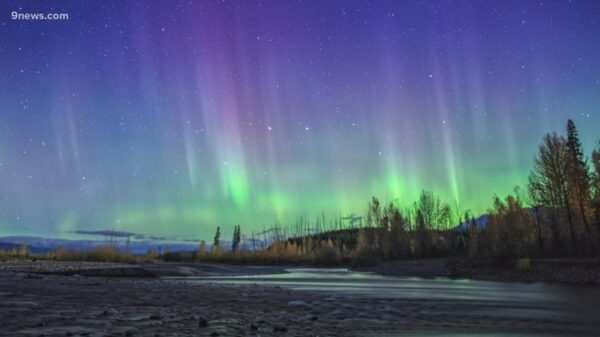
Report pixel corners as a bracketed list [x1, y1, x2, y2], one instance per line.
[2, 257, 600, 284]
[0, 260, 287, 277]
[447, 257, 600, 284]
[2, 268, 599, 337]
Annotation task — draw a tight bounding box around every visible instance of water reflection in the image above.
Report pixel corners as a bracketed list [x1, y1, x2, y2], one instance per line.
[181, 268, 600, 336]
[202, 268, 599, 304]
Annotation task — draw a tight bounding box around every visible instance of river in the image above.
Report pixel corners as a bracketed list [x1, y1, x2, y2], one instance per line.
[187, 268, 600, 336]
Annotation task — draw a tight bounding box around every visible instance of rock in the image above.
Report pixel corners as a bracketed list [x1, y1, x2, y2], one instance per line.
[329, 309, 345, 319]
[287, 300, 307, 306]
[299, 314, 318, 321]
[101, 308, 119, 316]
[198, 317, 209, 327]
[273, 326, 288, 333]
[250, 323, 259, 330]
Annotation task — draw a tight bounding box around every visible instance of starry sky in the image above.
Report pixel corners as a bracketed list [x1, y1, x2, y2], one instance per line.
[1, 0, 599, 240]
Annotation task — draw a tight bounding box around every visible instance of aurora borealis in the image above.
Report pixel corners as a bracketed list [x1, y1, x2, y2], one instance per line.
[1, 1, 599, 240]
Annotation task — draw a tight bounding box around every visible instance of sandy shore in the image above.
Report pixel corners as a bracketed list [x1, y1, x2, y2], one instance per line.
[1, 261, 599, 336]
[0, 260, 287, 277]
[3, 257, 599, 283]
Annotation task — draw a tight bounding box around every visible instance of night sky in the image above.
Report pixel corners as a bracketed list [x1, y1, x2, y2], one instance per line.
[1, 1, 599, 239]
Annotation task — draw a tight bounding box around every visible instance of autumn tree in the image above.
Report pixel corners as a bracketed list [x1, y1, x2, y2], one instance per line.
[414, 209, 429, 257]
[198, 240, 207, 259]
[483, 194, 535, 257]
[386, 202, 410, 258]
[354, 228, 379, 265]
[526, 174, 546, 254]
[378, 203, 392, 259]
[366, 197, 381, 253]
[504, 194, 536, 256]
[483, 196, 508, 256]
[529, 133, 578, 254]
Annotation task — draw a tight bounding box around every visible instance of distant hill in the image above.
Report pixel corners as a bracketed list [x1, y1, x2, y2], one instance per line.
[0, 236, 200, 254]
[453, 214, 489, 232]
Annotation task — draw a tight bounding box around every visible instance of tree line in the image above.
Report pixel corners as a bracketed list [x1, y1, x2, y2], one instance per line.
[194, 119, 599, 264]
[355, 119, 600, 260]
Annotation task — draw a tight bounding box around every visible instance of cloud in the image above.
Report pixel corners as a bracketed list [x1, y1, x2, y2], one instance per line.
[70, 229, 186, 242]
[70, 229, 138, 238]
[145, 235, 169, 241]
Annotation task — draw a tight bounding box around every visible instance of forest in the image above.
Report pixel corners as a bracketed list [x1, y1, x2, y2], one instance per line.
[191, 119, 600, 266]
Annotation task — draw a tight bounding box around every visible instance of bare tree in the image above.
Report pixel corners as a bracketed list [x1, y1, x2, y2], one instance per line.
[413, 191, 450, 257]
[527, 174, 546, 254]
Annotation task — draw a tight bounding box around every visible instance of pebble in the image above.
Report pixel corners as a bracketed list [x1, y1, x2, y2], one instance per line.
[198, 317, 209, 327]
[273, 326, 288, 333]
[288, 300, 307, 306]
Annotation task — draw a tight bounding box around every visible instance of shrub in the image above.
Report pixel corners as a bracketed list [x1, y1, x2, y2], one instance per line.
[314, 240, 341, 266]
[516, 258, 531, 272]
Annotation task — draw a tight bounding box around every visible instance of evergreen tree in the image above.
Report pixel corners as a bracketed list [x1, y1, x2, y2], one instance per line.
[231, 225, 241, 252]
[213, 226, 221, 248]
[566, 120, 592, 240]
[592, 142, 600, 231]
